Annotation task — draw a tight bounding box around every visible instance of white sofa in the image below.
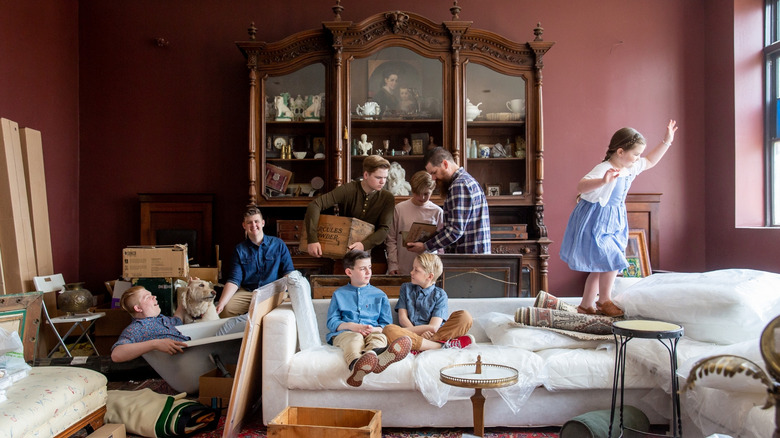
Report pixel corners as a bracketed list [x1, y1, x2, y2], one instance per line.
[262, 269, 780, 436]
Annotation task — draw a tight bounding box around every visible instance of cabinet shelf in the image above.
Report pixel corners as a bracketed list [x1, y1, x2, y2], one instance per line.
[238, 6, 553, 295]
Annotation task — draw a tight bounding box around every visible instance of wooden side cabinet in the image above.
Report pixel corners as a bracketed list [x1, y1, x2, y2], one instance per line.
[139, 193, 215, 267]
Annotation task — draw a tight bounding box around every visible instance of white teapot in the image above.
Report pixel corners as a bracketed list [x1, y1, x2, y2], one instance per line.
[465, 99, 482, 121]
[356, 101, 381, 117]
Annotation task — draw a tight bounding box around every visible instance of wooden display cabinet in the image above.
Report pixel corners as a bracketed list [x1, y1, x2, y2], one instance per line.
[237, 2, 554, 295]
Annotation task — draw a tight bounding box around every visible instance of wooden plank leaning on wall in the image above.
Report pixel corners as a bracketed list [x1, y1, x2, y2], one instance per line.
[0, 118, 38, 295]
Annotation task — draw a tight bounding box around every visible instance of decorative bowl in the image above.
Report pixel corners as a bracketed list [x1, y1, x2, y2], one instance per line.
[293, 151, 307, 159]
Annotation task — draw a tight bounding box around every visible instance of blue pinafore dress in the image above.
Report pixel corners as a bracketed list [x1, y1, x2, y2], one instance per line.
[559, 175, 632, 272]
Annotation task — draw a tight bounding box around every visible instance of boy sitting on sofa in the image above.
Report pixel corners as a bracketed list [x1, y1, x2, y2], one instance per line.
[326, 250, 412, 387]
[383, 253, 474, 352]
[111, 286, 190, 363]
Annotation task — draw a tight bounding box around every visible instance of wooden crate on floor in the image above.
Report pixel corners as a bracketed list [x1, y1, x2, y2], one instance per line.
[268, 406, 381, 438]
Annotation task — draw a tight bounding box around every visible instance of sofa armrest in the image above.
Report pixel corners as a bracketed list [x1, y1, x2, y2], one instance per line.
[262, 303, 297, 424]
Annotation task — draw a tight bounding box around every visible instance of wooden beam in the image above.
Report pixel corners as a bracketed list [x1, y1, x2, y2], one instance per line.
[20, 127, 54, 276]
[0, 118, 37, 294]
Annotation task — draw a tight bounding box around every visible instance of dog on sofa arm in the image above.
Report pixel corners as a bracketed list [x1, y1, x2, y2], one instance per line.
[176, 278, 219, 324]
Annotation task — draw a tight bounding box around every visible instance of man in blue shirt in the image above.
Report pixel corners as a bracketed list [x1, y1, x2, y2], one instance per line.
[408, 147, 491, 254]
[216, 206, 294, 317]
[326, 250, 411, 387]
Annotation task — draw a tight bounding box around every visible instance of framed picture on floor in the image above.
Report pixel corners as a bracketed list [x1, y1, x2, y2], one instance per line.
[622, 229, 651, 277]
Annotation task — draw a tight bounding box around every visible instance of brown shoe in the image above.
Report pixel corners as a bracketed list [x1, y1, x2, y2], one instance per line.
[596, 300, 624, 317]
[347, 351, 378, 387]
[577, 305, 598, 315]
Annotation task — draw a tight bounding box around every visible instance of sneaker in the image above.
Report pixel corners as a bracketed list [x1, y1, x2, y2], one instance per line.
[596, 300, 624, 317]
[443, 334, 475, 349]
[347, 351, 378, 387]
[374, 336, 411, 374]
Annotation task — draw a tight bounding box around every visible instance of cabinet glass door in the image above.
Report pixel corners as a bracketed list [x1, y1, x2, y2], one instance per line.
[348, 47, 443, 190]
[262, 63, 328, 201]
[464, 63, 529, 203]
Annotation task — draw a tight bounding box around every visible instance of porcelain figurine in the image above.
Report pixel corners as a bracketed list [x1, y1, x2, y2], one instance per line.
[357, 134, 373, 156]
[356, 101, 381, 118]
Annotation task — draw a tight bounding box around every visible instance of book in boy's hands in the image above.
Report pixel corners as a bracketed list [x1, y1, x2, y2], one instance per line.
[402, 222, 438, 246]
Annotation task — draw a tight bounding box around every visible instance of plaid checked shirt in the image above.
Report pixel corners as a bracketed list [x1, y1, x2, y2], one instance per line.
[424, 167, 491, 254]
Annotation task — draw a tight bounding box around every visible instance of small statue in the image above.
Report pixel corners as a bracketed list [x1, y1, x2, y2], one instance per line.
[274, 94, 294, 120]
[428, 136, 438, 150]
[357, 133, 373, 156]
[303, 95, 322, 121]
[386, 162, 411, 196]
[402, 138, 412, 154]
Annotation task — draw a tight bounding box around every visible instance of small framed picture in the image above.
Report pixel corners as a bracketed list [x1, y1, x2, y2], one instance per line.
[622, 229, 652, 277]
[312, 137, 325, 154]
[486, 185, 501, 196]
[411, 139, 424, 155]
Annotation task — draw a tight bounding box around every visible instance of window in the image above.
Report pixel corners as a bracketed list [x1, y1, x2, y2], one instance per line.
[766, 0, 780, 225]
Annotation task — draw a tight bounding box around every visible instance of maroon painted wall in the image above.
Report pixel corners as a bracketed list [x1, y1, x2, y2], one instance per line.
[705, 0, 780, 272]
[76, 0, 707, 295]
[0, 0, 80, 284]
[6, 1, 776, 297]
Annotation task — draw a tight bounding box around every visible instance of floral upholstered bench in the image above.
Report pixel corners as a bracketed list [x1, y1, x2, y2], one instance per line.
[0, 366, 108, 437]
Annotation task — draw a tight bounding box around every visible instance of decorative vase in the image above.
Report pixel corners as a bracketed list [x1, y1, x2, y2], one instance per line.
[58, 282, 93, 315]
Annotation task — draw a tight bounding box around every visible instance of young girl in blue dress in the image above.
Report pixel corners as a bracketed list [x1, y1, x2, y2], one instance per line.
[560, 120, 678, 317]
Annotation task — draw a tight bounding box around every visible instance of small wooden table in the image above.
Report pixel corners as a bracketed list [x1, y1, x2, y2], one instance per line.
[440, 356, 518, 437]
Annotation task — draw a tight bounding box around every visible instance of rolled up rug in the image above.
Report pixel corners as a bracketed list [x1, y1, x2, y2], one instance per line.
[515, 306, 620, 335]
[533, 290, 579, 313]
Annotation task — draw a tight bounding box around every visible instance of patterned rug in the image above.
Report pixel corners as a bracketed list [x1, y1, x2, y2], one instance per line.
[515, 306, 618, 335]
[112, 380, 559, 438]
[185, 414, 560, 438]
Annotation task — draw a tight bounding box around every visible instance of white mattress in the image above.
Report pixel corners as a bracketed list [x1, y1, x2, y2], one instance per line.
[0, 366, 108, 438]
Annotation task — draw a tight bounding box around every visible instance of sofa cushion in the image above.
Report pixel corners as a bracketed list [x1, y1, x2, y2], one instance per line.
[477, 312, 609, 351]
[287, 271, 320, 351]
[538, 348, 655, 391]
[286, 344, 415, 390]
[613, 269, 780, 344]
[676, 339, 769, 395]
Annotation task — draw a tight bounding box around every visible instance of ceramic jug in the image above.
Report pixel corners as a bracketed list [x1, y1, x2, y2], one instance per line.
[465, 99, 482, 121]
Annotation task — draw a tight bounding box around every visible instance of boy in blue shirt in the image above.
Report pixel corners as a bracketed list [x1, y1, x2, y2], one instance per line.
[326, 250, 412, 387]
[383, 253, 474, 352]
[111, 286, 190, 363]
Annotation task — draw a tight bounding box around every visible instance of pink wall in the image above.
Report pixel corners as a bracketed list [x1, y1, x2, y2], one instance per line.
[705, 0, 780, 272]
[0, 0, 80, 284]
[7, 0, 776, 297]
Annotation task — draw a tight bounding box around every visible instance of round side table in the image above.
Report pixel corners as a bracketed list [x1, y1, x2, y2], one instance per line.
[440, 355, 518, 437]
[610, 319, 684, 438]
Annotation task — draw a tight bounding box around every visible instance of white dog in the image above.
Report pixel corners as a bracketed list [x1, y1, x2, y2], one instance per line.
[177, 278, 219, 324]
[303, 95, 321, 120]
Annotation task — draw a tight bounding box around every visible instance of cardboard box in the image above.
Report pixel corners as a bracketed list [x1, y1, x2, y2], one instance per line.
[122, 245, 189, 279]
[87, 423, 126, 438]
[93, 307, 133, 336]
[132, 277, 175, 316]
[299, 215, 374, 259]
[268, 406, 381, 438]
[180, 266, 219, 284]
[111, 280, 133, 308]
[198, 364, 237, 408]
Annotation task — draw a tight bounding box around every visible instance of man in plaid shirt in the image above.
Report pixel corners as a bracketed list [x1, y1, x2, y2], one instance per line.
[407, 147, 491, 254]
